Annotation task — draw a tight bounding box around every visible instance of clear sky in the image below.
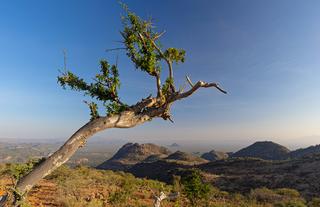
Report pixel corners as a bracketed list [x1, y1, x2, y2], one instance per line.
[0, 0, 320, 149]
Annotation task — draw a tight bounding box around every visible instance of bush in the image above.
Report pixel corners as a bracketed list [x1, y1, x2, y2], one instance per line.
[274, 188, 300, 198]
[250, 187, 282, 203]
[309, 198, 320, 207]
[108, 174, 135, 206]
[59, 197, 104, 207]
[181, 169, 211, 207]
[250, 187, 305, 205]
[8, 158, 45, 181]
[274, 200, 307, 207]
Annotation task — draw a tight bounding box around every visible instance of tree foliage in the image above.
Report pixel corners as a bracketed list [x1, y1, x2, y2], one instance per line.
[57, 5, 186, 120]
[58, 59, 125, 118]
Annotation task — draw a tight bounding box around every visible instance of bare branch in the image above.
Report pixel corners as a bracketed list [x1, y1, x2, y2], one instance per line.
[186, 75, 194, 87]
[147, 34, 175, 91]
[153, 30, 166, 41]
[130, 96, 158, 113]
[63, 49, 67, 72]
[137, 32, 164, 96]
[167, 116, 174, 123]
[155, 74, 162, 98]
[137, 32, 147, 48]
[171, 80, 227, 102]
[203, 82, 227, 94]
[105, 47, 126, 52]
[137, 31, 176, 93]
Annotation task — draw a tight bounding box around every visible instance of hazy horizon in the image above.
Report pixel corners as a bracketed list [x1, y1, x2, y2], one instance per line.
[1, 1, 320, 147]
[1, 134, 319, 152]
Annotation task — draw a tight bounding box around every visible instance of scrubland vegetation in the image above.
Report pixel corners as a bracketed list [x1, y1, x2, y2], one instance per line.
[1, 162, 320, 207]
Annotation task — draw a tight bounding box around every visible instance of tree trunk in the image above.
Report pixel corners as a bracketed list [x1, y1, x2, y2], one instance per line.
[16, 111, 136, 194]
[16, 121, 96, 193]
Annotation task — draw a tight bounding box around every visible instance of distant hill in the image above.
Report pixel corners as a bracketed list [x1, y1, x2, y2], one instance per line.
[97, 143, 171, 170]
[165, 151, 208, 164]
[142, 154, 168, 163]
[201, 150, 229, 161]
[129, 151, 207, 182]
[231, 141, 290, 160]
[200, 154, 320, 199]
[168, 143, 180, 147]
[0, 141, 114, 167]
[290, 144, 320, 159]
[129, 159, 190, 182]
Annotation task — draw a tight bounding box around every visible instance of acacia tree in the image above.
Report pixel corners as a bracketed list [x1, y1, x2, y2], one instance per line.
[12, 5, 226, 203]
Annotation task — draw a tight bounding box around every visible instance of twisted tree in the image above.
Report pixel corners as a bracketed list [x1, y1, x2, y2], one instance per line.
[12, 5, 227, 204]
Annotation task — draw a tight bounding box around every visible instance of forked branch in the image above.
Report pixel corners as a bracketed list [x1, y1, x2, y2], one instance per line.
[172, 79, 227, 102]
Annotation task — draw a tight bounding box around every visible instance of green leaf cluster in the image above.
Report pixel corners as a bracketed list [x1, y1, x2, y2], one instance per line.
[104, 101, 128, 116]
[58, 60, 120, 102]
[8, 158, 45, 181]
[58, 60, 127, 119]
[121, 12, 161, 76]
[120, 8, 186, 96]
[164, 48, 185, 63]
[162, 77, 174, 96]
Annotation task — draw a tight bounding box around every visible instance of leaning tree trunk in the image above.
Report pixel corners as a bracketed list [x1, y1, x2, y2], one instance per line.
[15, 109, 152, 195]
[16, 120, 97, 194]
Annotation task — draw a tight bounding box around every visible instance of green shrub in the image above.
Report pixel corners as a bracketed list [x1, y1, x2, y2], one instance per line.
[274, 188, 300, 198]
[250, 187, 282, 203]
[108, 175, 135, 205]
[274, 200, 307, 207]
[58, 197, 104, 207]
[308, 198, 320, 207]
[108, 189, 129, 205]
[181, 169, 211, 207]
[8, 158, 45, 181]
[19, 202, 33, 207]
[250, 187, 305, 205]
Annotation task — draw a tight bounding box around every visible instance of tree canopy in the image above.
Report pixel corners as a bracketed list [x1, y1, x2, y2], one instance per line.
[57, 6, 189, 121]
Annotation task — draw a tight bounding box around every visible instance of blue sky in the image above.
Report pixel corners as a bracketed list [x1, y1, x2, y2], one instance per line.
[0, 0, 320, 149]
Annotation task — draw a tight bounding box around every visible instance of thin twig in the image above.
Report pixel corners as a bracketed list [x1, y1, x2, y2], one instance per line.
[105, 47, 126, 52]
[153, 30, 166, 40]
[63, 49, 67, 72]
[186, 76, 194, 87]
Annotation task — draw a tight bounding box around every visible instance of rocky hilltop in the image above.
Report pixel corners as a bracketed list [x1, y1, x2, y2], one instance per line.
[165, 151, 208, 164]
[201, 150, 229, 161]
[97, 141, 320, 173]
[231, 141, 290, 160]
[96, 143, 171, 170]
[200, 155, 320, 199]
[290, 144, 320, 159]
